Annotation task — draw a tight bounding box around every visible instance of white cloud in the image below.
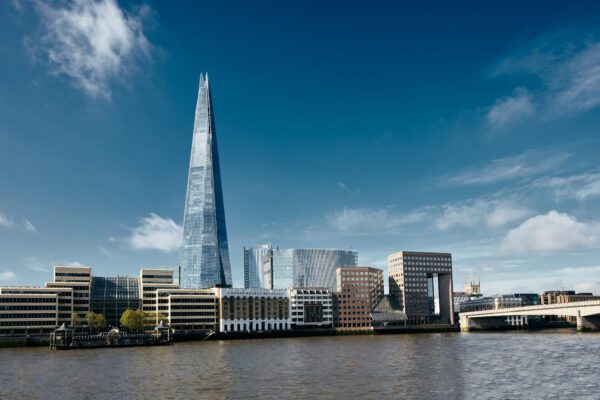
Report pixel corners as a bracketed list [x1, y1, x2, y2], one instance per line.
[23, 219, 37, 233]
[0, 212, 15, 228]
[337, 182, 347, 189]
[128, 213, 182, 252]
[486, 88, 534, 128]
[499, 210, 598, 253]
[34, 0, 152, 98]
[435, 199, 531, 231]
[327, 207, 427, 234]
[447, 150, 569, 186]
[0, 271, 16, 281]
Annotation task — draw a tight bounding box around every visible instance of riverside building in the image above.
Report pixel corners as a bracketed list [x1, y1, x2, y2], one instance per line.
[156, 288, 218, 332]
[244, 246, 358, 290]
[388, 251, 455, 325]
[90, 276, 140, 327]
[216, 288, 291, 333]
[289, 288, 333, 329]
[333, 267, 384, 329]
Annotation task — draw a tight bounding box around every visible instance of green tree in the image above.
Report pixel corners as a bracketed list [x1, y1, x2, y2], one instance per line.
[120, 309, 145, 332]
[86, 311, 107, 333]
[144, 311, 168, 328]
[71, 313, 79, 329]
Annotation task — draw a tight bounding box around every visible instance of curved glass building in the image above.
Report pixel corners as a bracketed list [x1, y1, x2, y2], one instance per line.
[179, 74, 232, 288]
[244, 246, 358, 290]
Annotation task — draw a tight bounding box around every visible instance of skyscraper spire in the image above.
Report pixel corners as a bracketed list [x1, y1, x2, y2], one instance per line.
[179, 73, 232, 288]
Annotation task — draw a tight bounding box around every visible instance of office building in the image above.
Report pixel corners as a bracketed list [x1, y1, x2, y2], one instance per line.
[540, 290, 600, 305]
[139, 268, 179, 324]
[388, 251, 454, 325]
[289, 288, 333, 329]
[0, 287, 73, 335]
[245, 246, 358, 290]
[156, 288, 217, 332]
[45, 265, 92, 320]
[333, 267, 384, 329]
[244, 244, 273, 289]
[216, 288, 291, 332]
[179, 74, 232, 289]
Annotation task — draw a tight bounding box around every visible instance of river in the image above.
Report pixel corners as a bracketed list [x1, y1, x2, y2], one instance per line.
[1, 330, 599, 399]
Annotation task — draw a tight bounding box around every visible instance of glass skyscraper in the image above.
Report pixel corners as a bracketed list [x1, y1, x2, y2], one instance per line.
[244, 246, 358, 290]
[179, 74, 232, 289]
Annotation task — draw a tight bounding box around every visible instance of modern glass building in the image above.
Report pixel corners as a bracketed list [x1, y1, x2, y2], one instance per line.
[90, 276, 140, 327]
[179, 74, 232, 289]
[243, 244, 273, 289]
[244, 246, 358, 290]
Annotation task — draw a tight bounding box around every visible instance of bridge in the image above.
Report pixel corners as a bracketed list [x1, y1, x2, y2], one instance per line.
[459, 300, 600, 332]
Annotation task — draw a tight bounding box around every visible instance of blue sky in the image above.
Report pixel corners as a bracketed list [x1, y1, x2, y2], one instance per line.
[1, 1, 600, 294]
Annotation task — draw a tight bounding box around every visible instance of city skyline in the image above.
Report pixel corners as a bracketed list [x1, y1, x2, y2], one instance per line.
[1, 1, 600, 294]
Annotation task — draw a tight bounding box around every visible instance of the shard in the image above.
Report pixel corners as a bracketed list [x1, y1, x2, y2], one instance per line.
[179, 74, 232, 288]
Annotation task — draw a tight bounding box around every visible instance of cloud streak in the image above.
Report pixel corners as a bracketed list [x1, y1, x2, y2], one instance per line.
[488, 29, 600, 124]
[447, 150, 569, 186]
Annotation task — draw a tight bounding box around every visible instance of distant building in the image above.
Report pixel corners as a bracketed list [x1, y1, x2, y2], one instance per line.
[244, 244, 273, 289]
[464, 275, 481, 296]
[388, 251, 455, 325]
[333, 267, 384, 329]
[244, 246, 358, 290]
[289, 288, 333, 329]
[216, 288, 291, 333]
[540, 290, 600, 305]
[513, 293, 540, 306]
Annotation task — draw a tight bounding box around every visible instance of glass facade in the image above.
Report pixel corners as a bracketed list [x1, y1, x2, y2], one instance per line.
[244, 244, 273, 289]
[245, 246, 358, 290]
[272, 249, 294, 289]
[90, 276, 140, 327]
[180, 74, 232, 289]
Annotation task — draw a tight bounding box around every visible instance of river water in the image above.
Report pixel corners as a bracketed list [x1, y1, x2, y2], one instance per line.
[1, 331, 599, 399]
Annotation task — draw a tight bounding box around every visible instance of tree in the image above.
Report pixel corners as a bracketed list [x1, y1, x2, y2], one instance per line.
[71, 313, 79, 329]
[144, 311, 168, 328]
[120, 309, 145, 332]
[86, 311, 107, 333]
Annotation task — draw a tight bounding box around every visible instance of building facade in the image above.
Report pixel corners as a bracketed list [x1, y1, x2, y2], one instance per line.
[216, 288, 291, 333]
[157, 288, 217, 332]
[90, 276, 140, 327]
[333, 267, 384, 329]
[139, 268, 179, 324]
[540, 290, 600, 305]
[179, 74, 232, 289]
[245, 246, 358, 290]
[388, 251, 454, 325]
[0, 287, 72, 335]
[45, 265, 92, 321]
[244, 244, 273, 289]
[289, 288, 333, 329]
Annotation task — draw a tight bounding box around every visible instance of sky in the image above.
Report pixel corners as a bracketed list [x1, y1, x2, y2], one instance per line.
[1, 1, 600, 295]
